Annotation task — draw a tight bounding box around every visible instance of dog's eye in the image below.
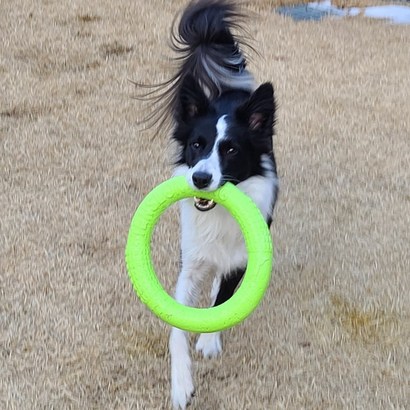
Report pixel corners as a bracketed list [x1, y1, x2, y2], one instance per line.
[226, 146, 237, 155]
[191, 141, 202, 150]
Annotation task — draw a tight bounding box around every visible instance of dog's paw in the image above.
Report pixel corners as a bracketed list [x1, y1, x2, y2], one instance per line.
[195, 332, 222, 358]
[171, 361, 195, 409]
[172, 379, 194, 410]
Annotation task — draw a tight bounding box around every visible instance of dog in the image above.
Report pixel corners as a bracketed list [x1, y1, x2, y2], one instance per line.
[141, 1, 278, 408]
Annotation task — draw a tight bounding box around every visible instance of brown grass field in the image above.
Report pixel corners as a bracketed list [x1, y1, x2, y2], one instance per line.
[1, 0, 409, 409]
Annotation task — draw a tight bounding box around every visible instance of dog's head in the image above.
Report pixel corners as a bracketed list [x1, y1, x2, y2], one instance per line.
[173, 75, 276, 203]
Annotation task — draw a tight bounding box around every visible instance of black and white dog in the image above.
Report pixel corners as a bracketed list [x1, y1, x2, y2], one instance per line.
[142, 1, 278, 408]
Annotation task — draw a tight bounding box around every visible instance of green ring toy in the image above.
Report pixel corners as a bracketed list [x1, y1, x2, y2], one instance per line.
[125, 176, 273, 333]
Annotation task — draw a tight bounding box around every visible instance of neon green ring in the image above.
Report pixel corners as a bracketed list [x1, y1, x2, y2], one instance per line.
[125, 176, 273, 333]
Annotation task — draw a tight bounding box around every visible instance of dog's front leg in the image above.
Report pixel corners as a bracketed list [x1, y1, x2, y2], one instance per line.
[196, 268, 245, 359]
[195, 276, 223, 358]
[170, 261, 210, 410]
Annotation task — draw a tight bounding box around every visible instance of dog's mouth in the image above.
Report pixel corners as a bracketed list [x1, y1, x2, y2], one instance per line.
[194, 197, 216, 212]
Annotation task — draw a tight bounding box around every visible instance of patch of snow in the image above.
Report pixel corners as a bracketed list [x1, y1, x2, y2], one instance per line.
[278, 1, 410, 25]
[363, 5, 410, 25]
[308, 0, 355, 16]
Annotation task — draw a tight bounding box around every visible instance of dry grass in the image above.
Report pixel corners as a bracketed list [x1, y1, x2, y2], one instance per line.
[1, 0, 409, 409]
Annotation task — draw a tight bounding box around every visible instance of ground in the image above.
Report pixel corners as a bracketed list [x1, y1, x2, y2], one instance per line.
[1, 0, 409, 409]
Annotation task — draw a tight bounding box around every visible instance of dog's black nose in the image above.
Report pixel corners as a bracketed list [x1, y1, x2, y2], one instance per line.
[192, 171, 212, 189]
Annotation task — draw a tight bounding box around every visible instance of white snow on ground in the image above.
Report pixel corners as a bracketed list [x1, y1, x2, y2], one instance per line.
[308, 0, 358, 16]
[308, 1, 410, 24]
[364, 5, 410, 24]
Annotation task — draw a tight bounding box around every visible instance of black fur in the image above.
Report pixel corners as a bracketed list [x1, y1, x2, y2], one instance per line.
[214, 268, 246, 306]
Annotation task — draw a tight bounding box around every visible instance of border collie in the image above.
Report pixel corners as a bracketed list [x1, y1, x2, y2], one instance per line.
[140, 1, 278, 408]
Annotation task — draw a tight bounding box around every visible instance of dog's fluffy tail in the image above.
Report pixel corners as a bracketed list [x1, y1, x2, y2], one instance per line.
[135, 0, 254, 130]
[172, 0, 255, 98]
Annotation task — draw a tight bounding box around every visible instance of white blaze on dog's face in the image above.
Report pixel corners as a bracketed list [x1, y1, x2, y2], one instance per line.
[186, 115, 227, 192]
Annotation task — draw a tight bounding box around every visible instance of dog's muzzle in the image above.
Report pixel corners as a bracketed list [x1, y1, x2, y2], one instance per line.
[194, 197, 216, 212]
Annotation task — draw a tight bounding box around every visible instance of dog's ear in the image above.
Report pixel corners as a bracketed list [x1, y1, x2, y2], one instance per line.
[236, 83, 275, 132]
[177, 74, 209, 121]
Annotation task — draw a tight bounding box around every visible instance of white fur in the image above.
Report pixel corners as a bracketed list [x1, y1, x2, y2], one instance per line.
[200, 56, 256, 97]
[170, 260, 213, 409]
[196, 332, 222, 358]
[170, 154, 277, 409]
[170, 328, 194, 409]
[196, 277, 223, 358]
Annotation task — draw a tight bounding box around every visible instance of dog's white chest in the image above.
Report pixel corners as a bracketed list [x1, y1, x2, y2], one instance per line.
[176, 168, 278, 276]
[179, 199, 247, 274]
